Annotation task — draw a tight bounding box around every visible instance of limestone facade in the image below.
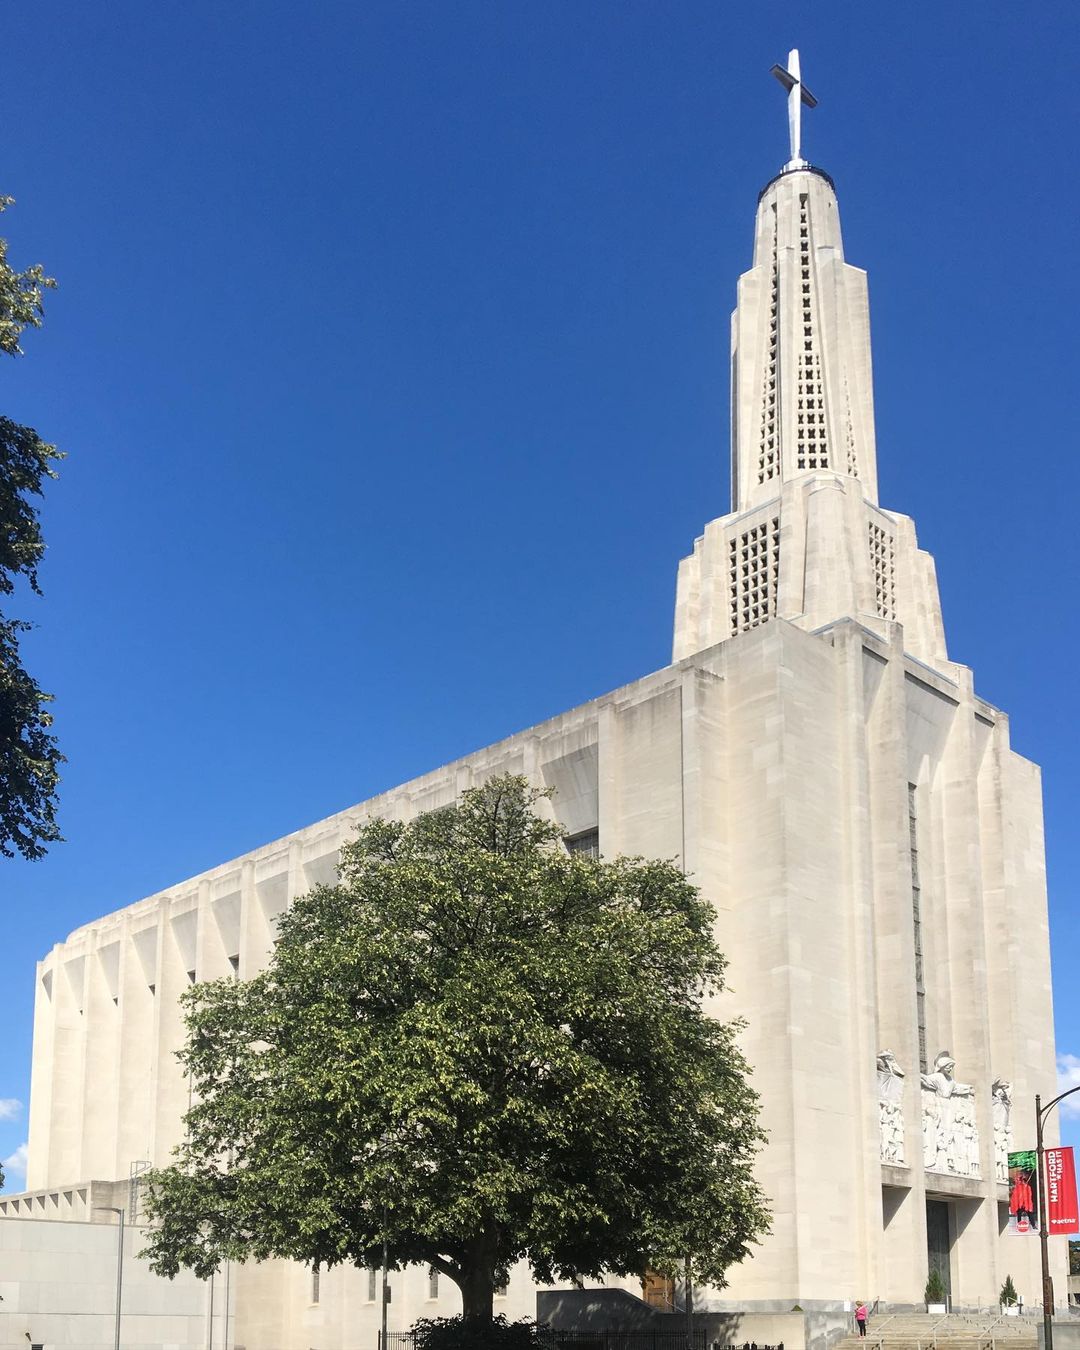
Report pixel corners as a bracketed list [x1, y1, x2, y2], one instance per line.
[10, 154, 1066, 1339]
[0, 1216, 214, 1350]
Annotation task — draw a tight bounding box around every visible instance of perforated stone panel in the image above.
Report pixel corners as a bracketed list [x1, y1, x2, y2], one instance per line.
[729, 515, 781, 633]
[757, 203, 780, 486]
[869, 520, 896, 620]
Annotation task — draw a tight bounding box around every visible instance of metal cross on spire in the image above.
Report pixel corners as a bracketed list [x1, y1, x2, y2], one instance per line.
[770, 48, 817, 168]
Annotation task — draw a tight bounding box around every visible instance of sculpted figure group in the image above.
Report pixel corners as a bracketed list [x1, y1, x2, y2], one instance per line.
[877, 1050, 906, 1165]
[876, 1050, 1001, 1181]
[920, 1051, 981, 1177]
[992, 1079, 1012, 1184]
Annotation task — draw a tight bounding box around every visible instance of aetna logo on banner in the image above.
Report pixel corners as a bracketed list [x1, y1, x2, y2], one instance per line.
[1046, 1147, 1079, 1235]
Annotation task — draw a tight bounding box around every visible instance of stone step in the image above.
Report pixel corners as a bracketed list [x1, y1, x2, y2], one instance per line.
[832, 1327, 1038, 1350]
[856, 1319, 1036, 1328]
[847, 1329, 1037, 1334]
[837, 1339, 1031, 1350]
[835, 1340, 1036, 1350]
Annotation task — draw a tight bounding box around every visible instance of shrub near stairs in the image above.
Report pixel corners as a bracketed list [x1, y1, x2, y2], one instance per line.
[411, 1316, 550, 1350]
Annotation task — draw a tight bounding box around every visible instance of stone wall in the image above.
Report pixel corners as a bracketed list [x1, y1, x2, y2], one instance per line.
[0, 1217, 215, 1350]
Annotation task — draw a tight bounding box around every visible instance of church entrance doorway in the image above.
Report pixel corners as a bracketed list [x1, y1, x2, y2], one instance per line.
[926, 1199, 952, 1306]
[641, 1270, 676, 1310]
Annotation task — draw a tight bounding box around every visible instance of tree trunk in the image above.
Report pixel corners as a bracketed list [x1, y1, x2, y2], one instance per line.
[456, 1259, 495, 1322]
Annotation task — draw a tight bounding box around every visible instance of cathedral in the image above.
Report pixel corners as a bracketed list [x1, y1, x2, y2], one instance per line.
[4, 51, 1066, 1345]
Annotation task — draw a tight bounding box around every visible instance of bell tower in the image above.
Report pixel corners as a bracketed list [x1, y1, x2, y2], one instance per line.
[733, 163, 877, 511]
[674, 52, 947, 668]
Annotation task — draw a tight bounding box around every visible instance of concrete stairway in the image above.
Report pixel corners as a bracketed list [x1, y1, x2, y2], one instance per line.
[832, 1312, 1038, 1350]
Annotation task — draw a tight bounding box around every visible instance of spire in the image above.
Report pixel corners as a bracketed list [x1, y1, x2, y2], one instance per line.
[730, 157, 879, 512]
[672, 56, 949, 669]
[770, 49, 817, 169]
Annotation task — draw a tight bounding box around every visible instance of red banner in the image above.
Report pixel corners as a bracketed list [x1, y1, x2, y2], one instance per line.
[1045, 1146, 1079, 1235]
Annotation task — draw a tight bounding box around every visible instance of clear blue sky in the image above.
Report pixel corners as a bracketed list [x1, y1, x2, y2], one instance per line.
[1, 1, 1077, 1186]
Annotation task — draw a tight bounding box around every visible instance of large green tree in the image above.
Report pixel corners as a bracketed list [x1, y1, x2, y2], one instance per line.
[0, 195, 62, 860]
[143, 777, 768, 1320]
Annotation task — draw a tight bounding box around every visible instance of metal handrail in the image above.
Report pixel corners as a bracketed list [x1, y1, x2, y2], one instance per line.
[868, 1313, 896, 1349]
[929, 1313, 951, 1348]
[860, 1310, 1041, 1350]
[868, 1332, 1021, 1348]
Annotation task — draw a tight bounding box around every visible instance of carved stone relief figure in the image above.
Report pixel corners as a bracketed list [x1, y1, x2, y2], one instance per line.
[877, 1050, 906, 1165]
[992, 1079, 1012, 1184]
[920, 1050, 981, 1178]
[921, 1051, 974, 1100]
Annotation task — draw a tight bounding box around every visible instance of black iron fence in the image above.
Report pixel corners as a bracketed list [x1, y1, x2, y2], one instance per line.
[382, 1334, 782, 1350]
[543, 1336, 708, 1350]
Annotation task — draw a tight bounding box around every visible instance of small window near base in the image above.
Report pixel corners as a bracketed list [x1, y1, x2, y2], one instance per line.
[565, 829, 599, 859]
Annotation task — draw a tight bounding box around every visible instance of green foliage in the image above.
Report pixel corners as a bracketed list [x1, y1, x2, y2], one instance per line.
[0, 415, 60, 595]
[924, 1269, 946, 1304]
[411, 1316, 549, 1350]
[0, 198, 56, 357]
[0, 198, 63, 860]
[1070, 1239, 1080, 1277]
[999, 1274, 1017, 1307]
[0, 616, 62, 858]
[142, 776, 769, 1319]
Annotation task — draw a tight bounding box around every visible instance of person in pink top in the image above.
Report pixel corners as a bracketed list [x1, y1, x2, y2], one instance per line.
[855, 1302, 868, 1337]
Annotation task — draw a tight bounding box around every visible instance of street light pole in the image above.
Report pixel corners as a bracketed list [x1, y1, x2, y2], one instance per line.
[1036, 1095, 1052, 1350]
[683, 1256, 694, 1350]
[1034, 1083, 1080, 1350]
[93, 1205, 125, 1350]
[381, 1203, 389, 1350]
[223, 1259, 232, 1350]
[207, 1270, 215, 1350]
[351, 1136, 394, 1350]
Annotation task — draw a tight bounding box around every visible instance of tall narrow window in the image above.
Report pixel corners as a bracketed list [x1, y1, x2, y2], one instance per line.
[367, 1268, 377, 1302]
[311, 1265, 321, 1305]
[909, 783, 928, 1073]
[428, 1267, 439, 1299]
